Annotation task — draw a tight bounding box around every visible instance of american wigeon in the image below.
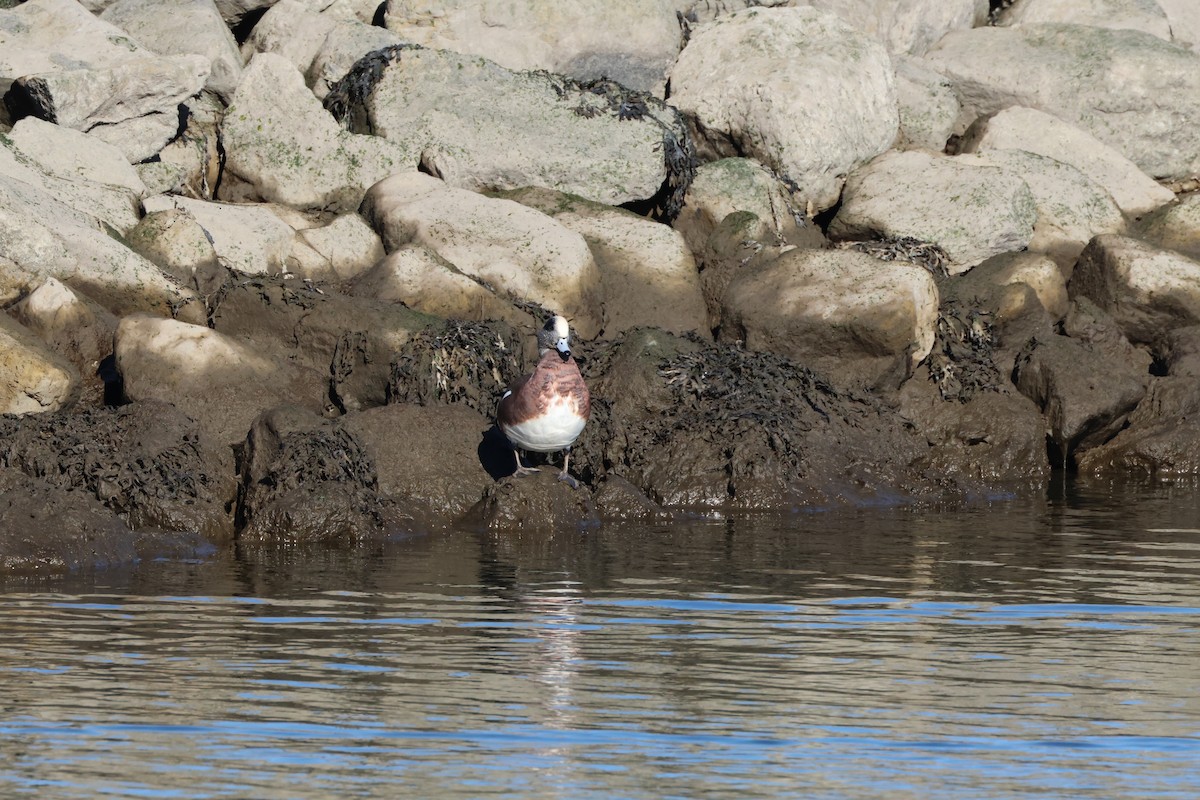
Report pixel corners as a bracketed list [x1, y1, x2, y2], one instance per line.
[497, 315, 590, 488]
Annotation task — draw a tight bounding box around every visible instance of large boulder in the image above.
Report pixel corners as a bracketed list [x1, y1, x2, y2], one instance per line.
[804, 0, 987, 56]
[829, 150, 1037, 273]
[360, 172, 604, 338]
[995, 0, 1172, 41]
[958, 106, 1175, 217]
[721, 247, 939, 387]
[0, 0, 209, 161]
[9, 277, 117, 407]
[5, 117, 145, 234]
[958, 149, 1125, 269]
[668, 6, 897, 211]
[347, 246, 533, 329]
[0, 401, 237, 542]
[220, 53, 416, 212]
[1069, 235, 1200, 344]
[1137, 194, 1200, 261]
[0, 136, 198, 318]
[926, 23, 1200, 180]
[503, 188, 709, 338]
[286, 212, 384, 282]
[114, 314, 325, 445]
[0, 313, 78, 416]
[674, 157, 808, 257]
[100, 0, 243, 103]
[326, 45, 691, 210]
[142, 195, 296, 276]
[892, 56, 961, 152]
[384, 0, 683, 95]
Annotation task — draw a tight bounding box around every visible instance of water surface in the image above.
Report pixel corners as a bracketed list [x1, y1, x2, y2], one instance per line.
[2, 477, 1199, 798]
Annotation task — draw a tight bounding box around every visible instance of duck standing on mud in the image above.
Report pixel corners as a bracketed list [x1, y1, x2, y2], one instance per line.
[497, 315, 590, 489]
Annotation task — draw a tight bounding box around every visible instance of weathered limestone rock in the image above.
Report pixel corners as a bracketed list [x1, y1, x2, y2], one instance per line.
[959, 149, 1125, 269]
[1069, 235, 1200, 344]
[926, 23, 1200, 180]
[220, 53, 416, 212]
[0, 313, 78, 416]
[347, 246, 533, 328]
[996, 0, 1172, 41]
[1138, 195, 1200, 260]
[142, 195, 295, 275]
[360, 172, 604, 338]
[3, 118, 144, 235]
[384, 0, 682, 95]
[0, 401, 237, 542]
[959, 106, 1175, 217]
[125, 208, 225, 295]
[806, 0, 988, 56]
[1158, 0, 1200, 52]
[286, 212, 384, 282]
[504, 188, 708, 338]
[464, 472, 600, 532]
[114, 314, 323, 444]
[830, 150, 1037, 273]
[308, 17, 405, 100]
[1077, 376, 1200, 474]
[721, 247, 939, 386]
[893, 56, 960, 152]
[0, 147, 197, 318]
[101, 0, 243, 102]
[10, 277, 117, 407]
[944, 252, 1069, 323]
[674, 158, 804, 257]
[241, 0, 336, 74]
[0, 0, 210, 161]
[329, 46, 687, 208]
[155, 92, 223, 200]
[668, 6, 897, 211]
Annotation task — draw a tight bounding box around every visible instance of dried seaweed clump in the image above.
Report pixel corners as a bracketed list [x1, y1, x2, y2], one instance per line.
[653, 339, 881, 472]
[839, 236, 949, 277]
[388, 320, 524, 414]
[324, 43, 422, 129]
[927, 301, 1002, 402]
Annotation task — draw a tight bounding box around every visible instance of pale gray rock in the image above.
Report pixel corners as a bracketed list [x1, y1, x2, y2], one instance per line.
[506, 188, 709, 338]
[675, 158, 804, 257]
[1069, 235, 1200, 344]
[959, 149, 1125, 268]
[996, 0, 1171, 41]
[5, 118, 144, 234]
[347, 246, 533, 329]
[668, 6, 898, 211]
[959, 106, 1175, 218]
[101, 0, 244, 103]
[360, 172, 604, 338]
[308, 18, 405, 100]
[125, 209, 224, 293]
[805, 0, 988, 56]
[0, 0, 210, 161]
[0, 142, 197, 317]
[926, 23, 1200, 180]
[829, 150, 1037, 273]
[1158, 0, 1200, 52]
[332, 46, 683, 208]
[287, 212, 384, 282]
[384, 0, 683, 95]
[142, 194, 296, 275]
[1138, 194, 1200, 260]
[241, 0, 337, 75]
[893, 56, 960, 152]
[0, 313, 78, 416]
[721, 247, 939, 385]
[220, 53, 416, 212]
[10, 277, 117, 406]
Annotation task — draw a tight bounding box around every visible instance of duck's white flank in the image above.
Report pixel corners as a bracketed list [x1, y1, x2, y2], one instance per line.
[500, 395, 586, 452]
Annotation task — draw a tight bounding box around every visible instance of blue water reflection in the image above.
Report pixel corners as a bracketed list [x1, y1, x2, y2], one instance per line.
[1, 478, 1199, 798]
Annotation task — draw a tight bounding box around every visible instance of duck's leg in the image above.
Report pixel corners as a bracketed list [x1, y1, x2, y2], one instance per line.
[556, 447, 580, 490]
[513, 448, 540, 477]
